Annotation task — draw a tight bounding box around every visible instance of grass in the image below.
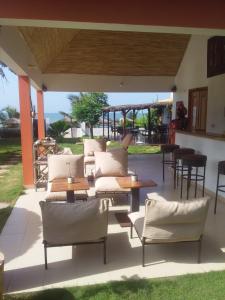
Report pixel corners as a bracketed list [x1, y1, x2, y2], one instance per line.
[0, 138, 21, 164]
[59, 140, 160, 155]
[0, 138, 23, 232]
[5, 270, 225, 300]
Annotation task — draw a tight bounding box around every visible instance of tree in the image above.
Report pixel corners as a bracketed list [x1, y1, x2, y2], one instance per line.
[0, 106, 20, 125]
[47, 120, 71, 139]
[3, 106, 20, 118]
[59, 111, 80, 138]
[0, 62, 6, 80]
[69, 92, 108, 138]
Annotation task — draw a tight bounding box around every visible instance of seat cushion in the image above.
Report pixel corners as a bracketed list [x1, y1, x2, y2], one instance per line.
[128, 211, 145, 239]
[95, 149, 128, 178]
[95, 177, 130, 193]
[48, 154, 84, 181]
[83, 139, 106, 156]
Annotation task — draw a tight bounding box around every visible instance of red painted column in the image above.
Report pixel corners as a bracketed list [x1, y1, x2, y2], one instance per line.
[37, 90, 45, 139]
[18, 76, 34, 187]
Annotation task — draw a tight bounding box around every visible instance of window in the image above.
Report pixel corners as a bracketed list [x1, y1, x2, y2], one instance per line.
[188, 87, 208, 132]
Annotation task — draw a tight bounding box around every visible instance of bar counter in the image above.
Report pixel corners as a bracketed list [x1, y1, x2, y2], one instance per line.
[175, 130, 225, 196]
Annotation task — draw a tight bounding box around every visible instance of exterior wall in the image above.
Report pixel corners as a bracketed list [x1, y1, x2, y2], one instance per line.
[173, 35, 225, 135]
[64, 127, 112, 138]
[176, 132, 225, 196]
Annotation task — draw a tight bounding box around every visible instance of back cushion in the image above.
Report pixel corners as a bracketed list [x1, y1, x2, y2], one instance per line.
[121, 133, 133, 149]
[83, 139, 106, 156]
[48, 154, 84, 181]
[95, 149, 128, 178]
[145, 197, 209, 225]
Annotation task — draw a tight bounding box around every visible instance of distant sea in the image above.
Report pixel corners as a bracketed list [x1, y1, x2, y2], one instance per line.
[45, 113, 63, 124]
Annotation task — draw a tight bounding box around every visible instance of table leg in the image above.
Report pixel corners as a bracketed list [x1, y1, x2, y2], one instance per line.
[131, 188, 140, 212]
[67, 191, 75, 203]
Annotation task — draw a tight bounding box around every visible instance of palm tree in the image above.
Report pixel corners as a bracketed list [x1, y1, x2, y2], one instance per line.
[0, 62, 6, 80]
[59, 111, 79, 138]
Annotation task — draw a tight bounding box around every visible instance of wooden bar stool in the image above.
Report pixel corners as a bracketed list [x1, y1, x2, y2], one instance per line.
[180, 154, 207, 199]
[214, 161, 225, 214]
[161, 144, 180, 182]
[173, 148, 195, 189]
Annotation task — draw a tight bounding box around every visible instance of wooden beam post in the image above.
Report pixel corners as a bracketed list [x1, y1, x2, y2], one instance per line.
[113, 111, 116, 140]
[148, 108, 151, 144]
[18, 76, 34, 187]
[132, 109, 135, 129]
[102, 111, 105, 137]
[122, 110, 127, 136]
[107, 111, 110, 139]
[37, 90, 45, 140]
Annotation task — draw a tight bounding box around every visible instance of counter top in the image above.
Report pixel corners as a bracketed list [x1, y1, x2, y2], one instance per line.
[176, 130, 225, 142]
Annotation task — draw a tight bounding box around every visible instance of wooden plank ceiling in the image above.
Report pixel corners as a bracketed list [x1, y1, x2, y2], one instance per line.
[18, 27, 190, 76]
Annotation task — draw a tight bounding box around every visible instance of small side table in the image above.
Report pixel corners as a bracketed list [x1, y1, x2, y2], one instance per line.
[116, 177, 157, 212]
[51, 178, 90, 203]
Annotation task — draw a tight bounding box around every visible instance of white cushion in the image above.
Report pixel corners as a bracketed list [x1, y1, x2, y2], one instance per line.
[48, 154, 84, 181]
[83, 139, 106, 156]
[95, 149, 128, 178]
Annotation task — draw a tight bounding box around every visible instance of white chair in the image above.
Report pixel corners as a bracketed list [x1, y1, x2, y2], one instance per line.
[94, 148, 130, 199]
[83, 138, 106, 174]
[128, 197, 209, 266]
[40, 198, 109, 269]
[45, 154, 87, 201]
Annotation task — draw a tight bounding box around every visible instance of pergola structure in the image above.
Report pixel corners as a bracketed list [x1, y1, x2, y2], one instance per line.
[102, 100, 172, 141]
[0, 1, 225, 187]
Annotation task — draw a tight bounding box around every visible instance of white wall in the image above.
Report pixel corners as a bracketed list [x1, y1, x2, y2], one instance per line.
[173, 35, 225, 135]
[64, 127, 112, 138]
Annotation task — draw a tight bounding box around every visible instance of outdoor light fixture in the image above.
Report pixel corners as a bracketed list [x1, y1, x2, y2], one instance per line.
[30, 96, 36, 118]
[171, 85, 177, 92]
[119, 81, 124, 87]
[42, 84, 48, 92]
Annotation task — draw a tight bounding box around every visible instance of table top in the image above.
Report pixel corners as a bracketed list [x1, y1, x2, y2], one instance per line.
[51, 177, 90, 192]
[116, 177, 157, 189]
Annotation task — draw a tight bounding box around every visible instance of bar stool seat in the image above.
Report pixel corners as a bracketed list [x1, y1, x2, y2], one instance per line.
[214, 161, 225, 214]
[180, 154, 207, 199]
[173, 148, 195, 189]
[161, 144, 180, 181]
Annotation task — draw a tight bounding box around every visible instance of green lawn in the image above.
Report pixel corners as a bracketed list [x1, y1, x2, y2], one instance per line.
[0, 138, 23, 232]
[5, 270, 225, 300]
[59, 140, 160, 155]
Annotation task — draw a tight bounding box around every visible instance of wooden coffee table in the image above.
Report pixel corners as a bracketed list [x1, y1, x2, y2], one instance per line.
[51, 177, 89, 203]
[116, 177, 157, 212]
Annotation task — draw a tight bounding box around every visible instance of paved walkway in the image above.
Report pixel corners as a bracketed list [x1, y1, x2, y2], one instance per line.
[1, 154, 225, 294]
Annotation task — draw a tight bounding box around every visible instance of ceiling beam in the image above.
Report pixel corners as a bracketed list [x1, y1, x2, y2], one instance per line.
[42, 74, 174, 92]
[0, 19, 225, 37]
[0, 1, 225, 32]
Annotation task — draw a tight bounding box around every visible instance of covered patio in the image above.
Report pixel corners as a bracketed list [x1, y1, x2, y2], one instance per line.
[1, 0, 225, 298]
[1, 154, 225, 294]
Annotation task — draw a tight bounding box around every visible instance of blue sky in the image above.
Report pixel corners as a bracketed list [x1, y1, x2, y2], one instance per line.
[0, 68, 170, 113]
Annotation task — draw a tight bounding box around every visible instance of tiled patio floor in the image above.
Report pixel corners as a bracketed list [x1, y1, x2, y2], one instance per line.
[2, 154, 225, 294]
